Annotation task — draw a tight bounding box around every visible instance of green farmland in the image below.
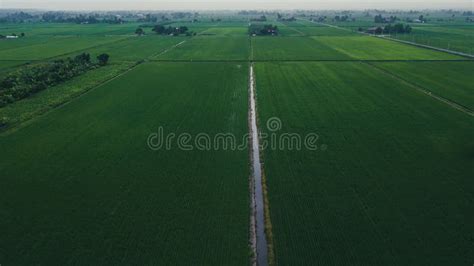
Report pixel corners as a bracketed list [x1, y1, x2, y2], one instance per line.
[0, 9, 473, 266]
[372, 61, 474, 110]
[314, 35, 462, 60]
[85, 36, 186, 62]
[255, 62, 474, 265]
[0, 62, 250, 265]
[393, 25, 474, 55]
[252, 36, 351, 60]
[157, 36, 249, 60]
[0, 35, 129, 60]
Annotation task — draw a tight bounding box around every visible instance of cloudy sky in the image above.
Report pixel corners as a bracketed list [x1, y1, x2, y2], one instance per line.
[1, 0, 472, 10]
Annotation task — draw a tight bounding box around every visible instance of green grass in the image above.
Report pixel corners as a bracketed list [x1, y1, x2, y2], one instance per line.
[282, 23, 356, 36]
[0, 60, 30, 78]
[276, 25, 306, 36]
[252, 36, 351, 60]
[0, 35, 129, 60]
[393, 26, 474, 55]
[0, 62, 250, 265]
[0, 23, 142, 36]
[0, 36, 52, 51]
[313, 36, 462, 59]
[200, 27, 248, 36]
[1, 20, 473, 265]
[156, 36, 249, 60]
[255, 62, 474, 265]
[372, 61, 474, 110]
[0, 60, 28, 69]
[83, 35, 186, 62]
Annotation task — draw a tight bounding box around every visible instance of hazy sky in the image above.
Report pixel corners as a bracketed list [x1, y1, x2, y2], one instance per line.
[1, 0, 472, 11]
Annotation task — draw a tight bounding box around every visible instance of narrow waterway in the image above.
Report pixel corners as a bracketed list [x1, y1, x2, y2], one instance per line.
[249, 63, 268, 266]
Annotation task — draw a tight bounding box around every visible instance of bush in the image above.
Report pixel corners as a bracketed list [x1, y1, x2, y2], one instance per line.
[97, 53, 110, 66]
[0, 116, 9, 128]
[152, 25, 190, 35]
[384, 23, 412, 34]
[249, 24, 278, 36]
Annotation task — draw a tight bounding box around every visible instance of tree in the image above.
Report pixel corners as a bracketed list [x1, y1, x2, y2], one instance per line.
[152, 25, 166, 34]
[74, 53, 91, 64]
[0, 75, 17, 89]
[0, 116, 9, 127]
[374, 14, 384, 23]
[97, 54, 110, 66]
[405, 24, 412, 33]
[135, 28, 145, 36]
[179, 26, 188, 33]
[0, 53, 99, 108]
[383, 23, 412, 34]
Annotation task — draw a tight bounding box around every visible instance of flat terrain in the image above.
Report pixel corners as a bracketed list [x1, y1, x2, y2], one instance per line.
[255, 62, 474, 265]
[372, 61, 474, 110]
[0, 16, 473, 265]
[393, 25, 474, 55]
[0, 22, 141, 36]
[252, 29, 461, 61]
[0, 35, 129, 60]
[0, 62, 250, 265]
[85, 36, 186, 62]
[157, 36, 249, 60]
[0, 62, 133, 129]
[313, 36, 461, 60]
[252, 36, 351, 60]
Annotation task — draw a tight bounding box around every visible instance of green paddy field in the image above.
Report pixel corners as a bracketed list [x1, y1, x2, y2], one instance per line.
[0, 15, 473, 265]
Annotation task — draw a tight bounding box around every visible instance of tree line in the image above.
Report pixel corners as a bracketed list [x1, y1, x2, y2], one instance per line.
[383, 23, 412, 34]
[374, 14, 399, 23]
[135, 25, 195, 36]
[0, 32, 25, 38]
[0, 53, 109, 109]
[361, 23, 412, 35]
[41, 13, 124, 24]
[152, 25, 192, 36]
[249, 24, 278, 36]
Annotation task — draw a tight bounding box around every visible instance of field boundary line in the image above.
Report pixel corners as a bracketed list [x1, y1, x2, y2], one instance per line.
[365, 62, 474, 117]
[151, 27, 214, 59]
[150, 40, 187, 59]
[283, 24, 306, 36]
